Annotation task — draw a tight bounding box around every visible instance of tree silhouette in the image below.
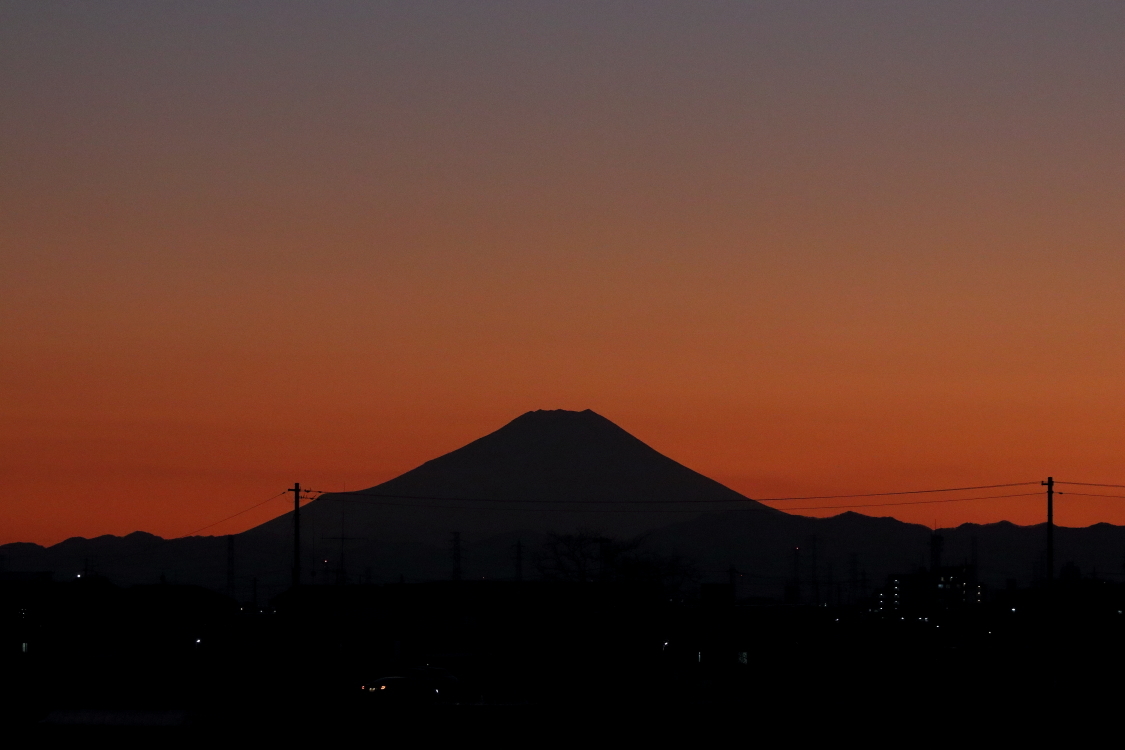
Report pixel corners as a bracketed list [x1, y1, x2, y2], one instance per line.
[538, 529, 697, 592]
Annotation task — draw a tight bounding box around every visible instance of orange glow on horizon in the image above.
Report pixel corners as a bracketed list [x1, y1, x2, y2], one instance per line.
[3, 3, 1125, 545]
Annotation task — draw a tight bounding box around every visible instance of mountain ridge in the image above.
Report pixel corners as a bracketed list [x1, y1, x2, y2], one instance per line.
[4, 409, 1124, 602]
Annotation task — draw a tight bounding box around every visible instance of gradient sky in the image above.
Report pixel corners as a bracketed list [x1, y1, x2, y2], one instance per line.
[3, 1, 1125, 544]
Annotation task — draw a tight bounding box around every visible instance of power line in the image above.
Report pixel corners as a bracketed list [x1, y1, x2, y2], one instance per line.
[333, 496, 753, 513]
[73, 476, 1125, 586]
[330, 490, 1042, 513]
[1058, 492, 1125, 499]
[92, 491, 292, 567]
[1057, 481, 1125, 489]
[307, 489, 759, 505]
[69, 482, 1045, 568]
[305, 481, 1040, 506]
[181, 491, 290, 537]
[171, 478, 1113, 533]
[784, 491, 1042, 511]
[755, 482, 1040, 502]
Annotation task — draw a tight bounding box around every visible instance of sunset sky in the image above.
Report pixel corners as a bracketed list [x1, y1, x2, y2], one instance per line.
[3, 1, 1124, 544]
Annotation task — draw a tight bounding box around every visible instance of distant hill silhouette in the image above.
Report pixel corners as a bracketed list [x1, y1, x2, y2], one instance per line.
[5, 409, 1125, 601]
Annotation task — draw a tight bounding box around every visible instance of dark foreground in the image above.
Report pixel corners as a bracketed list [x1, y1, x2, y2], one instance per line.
[4, 577, 1124, 737]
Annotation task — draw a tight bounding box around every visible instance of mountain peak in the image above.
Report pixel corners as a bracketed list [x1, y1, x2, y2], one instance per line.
[247, 408, 767, 544]
[508, 408, 610, 426]
[353, 408, 766, 515]
[444, 409, 671, 470]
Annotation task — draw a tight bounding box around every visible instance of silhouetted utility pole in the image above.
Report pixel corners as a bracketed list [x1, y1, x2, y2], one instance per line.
[226, 535, 235, 598]
[451, 532, 462, 581]
[849, 553, 859, 605]
[792, 546, 801, 604]
[811, 536, 819, 605]
[291, 482, 301, 588]
[1043, 476, 1054, 586]
[514, 540, 523, 582]
[325, 497, 361, 585]
[930, 532, 944, 573]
